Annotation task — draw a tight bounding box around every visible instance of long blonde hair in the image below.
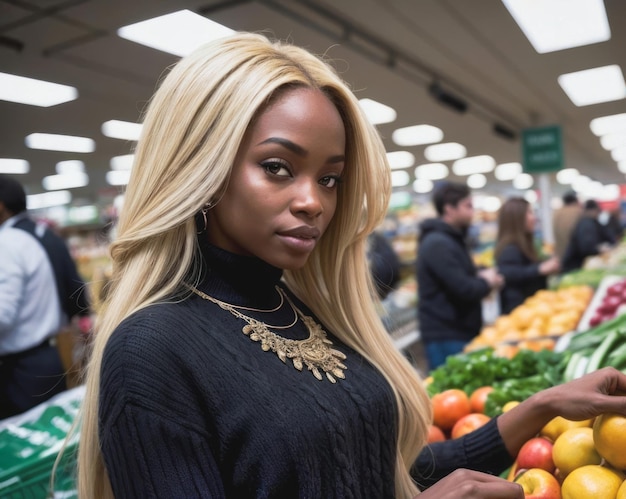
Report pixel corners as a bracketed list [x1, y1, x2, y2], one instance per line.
[76, 32, 431, 498]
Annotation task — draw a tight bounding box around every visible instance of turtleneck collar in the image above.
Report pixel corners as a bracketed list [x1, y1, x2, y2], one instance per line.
[195, 234, 284, 309]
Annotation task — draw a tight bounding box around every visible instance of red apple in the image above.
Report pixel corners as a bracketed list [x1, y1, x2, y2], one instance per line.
[514, 468, 561, 499]
[450, 413, 490, 439]
[516, 437, 555, 474]
[427, 424, 446, 443]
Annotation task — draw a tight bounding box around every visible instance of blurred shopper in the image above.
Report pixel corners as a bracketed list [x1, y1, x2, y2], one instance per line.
[417, 181, 503, 370]
[552, 190, 582, 260]
[368, 230, 401, 300]
[495, 197, 560, 314]
[0, 175, 90, 418]
[561, 199, 614, 273]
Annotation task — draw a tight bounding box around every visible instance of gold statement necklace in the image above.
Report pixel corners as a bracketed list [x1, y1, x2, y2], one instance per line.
[187, 285, 347, 383]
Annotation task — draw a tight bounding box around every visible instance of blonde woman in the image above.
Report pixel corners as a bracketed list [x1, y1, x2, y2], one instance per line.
[77, 33, 626, 498]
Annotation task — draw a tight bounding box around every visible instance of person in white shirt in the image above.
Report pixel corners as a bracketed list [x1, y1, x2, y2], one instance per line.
[0, 175, 66, 419]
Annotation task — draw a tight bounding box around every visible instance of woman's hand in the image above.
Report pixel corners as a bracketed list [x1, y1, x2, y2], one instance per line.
[532, 366, 626, 421]
[497, 367, 626, 457]
[416, 469, 523, 498]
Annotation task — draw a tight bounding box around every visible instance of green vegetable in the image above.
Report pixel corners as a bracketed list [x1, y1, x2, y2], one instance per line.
[585, 330, 622, 374]
[568, 314, 626, 352]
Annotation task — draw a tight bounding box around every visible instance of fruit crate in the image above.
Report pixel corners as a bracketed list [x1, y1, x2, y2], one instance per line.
[0, 387, 84, 498]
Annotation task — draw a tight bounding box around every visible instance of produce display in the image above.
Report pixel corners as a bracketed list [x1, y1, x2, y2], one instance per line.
[560, 313, 626, 382]
[465, 285, 593, 353]
[579, 275, 626, 329]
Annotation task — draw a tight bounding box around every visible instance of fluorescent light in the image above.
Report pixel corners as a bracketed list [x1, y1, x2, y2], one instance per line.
[600, 132, 626, 151]
[110, 154, 135, 170]
[590, 113, 626, 136]
[556, 168, 579, 184]
[27, 190, 71, 209]
[502, 0, 610, 54]
[391, 170, 410, 187]
[68, 205, 99, 224]
[43, 172, 89, 191]
[467, 173, 487, 189]
[618, 161, 626, 174]
[474, 195, 502, 212]
[56, 160, 85, 174]
[102, 120, 143, 141]
[611, 146, 626, 163]
[0, 158, 29, 174]
[106, 170, 131, 186]
[117, 9, 234, 57]
[558, 65, 626, 106]
[0, 72, 78, 107]
[414, 163, 448, 180]
[513, 173, 534, 189]
[359, 98, 397, 125]
[25, 133, 95, 153]
[572, 175, 591, 192]
[452, 155, 495, 175]
[392, 124, 443, 146]
[524, 190, 538, 204]
[413, 178, 434, 194]
[424, 142, 466, 162]
[494, 162, 522, 181]
[386, 151, 414, 170]
[598, 184, 620, 201]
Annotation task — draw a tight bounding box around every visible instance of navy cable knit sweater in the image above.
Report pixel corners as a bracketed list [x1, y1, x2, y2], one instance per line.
[98, 240, 512, 498]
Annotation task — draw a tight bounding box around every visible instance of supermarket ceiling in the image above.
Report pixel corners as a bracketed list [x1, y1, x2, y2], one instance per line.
[2, 0, 626, 209]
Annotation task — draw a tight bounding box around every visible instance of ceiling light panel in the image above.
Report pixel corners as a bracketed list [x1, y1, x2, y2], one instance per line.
[27, 190, 72, 210]
[600, 132, 626, 151]
[513, 173, 534, 189]
[0, 72, 78, 107]
[502, 0, 611, 54]
[359, 98, 397, 125]
[386, 151, 415, 169]
[467, 173, 487, 189]
[56, 160, 85, 174]
[117, 9, 234, 57]
[611, 146, 626, 163]
[414, 163, 449, 180]
[25, 133, 95, 153]
[556, 168, 579, 184]
[494, 162, 522, 181]
[110, 154, 135, 170]
[107, 170, 131, 186]
[558, 65, 626, 106]
[0, 158, 29, 174]
[590, 113, 626, 136]
[43, 172, 89, 191]
[424, 142, 467, 162]
[102, 120, 143, 141]
[391, 170, 410, 187]
[413, 178, 434, 194]
[452, 155, 495, 175]
[392, 124, 443, 146]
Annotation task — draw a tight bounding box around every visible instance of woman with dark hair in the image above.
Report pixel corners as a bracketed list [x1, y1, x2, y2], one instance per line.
[495, 197, 560, 314]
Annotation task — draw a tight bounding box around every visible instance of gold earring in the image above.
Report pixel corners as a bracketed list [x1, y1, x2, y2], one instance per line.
[197, 202, 213, 234]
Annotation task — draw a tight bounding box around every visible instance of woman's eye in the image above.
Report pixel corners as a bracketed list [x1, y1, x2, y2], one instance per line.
[262, 160, 291, 177]
[320, 175, 342, 188]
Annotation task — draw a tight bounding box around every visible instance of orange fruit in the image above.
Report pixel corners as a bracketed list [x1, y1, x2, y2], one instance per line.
[552, 427, 602, 476]
[593, 413, 626, 470]
[450, 413, 490, 439]
[502, 400, 520, 413]
[561, 465, 624, 499]
[540, 416, 594, 442]
[469, 386, 494, 413]
[431, 389, 471, 431]
[427, 424, 446, 443]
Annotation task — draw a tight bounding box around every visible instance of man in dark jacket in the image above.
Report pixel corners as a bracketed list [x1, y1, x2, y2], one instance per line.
[417, 182, 503, 370]
[561, 199, 614, 273]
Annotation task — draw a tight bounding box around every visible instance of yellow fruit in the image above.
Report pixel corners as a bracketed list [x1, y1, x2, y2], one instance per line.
[502, 400, 520, 413]
[617, 480, 626, 499]
[540, 416, 594, 442]
[561, 465, 623, 499]
[553, 427, 602, 476]
[593, 413, 626, 470]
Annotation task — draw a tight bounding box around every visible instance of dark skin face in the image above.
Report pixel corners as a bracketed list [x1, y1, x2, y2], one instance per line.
[206, 87, 346, 270]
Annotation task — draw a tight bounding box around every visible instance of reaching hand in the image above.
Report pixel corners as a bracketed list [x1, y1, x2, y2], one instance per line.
[416, 469, 523, 498]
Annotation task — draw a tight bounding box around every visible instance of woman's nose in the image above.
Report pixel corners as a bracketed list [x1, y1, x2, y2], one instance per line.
[291, 178, 323, 218]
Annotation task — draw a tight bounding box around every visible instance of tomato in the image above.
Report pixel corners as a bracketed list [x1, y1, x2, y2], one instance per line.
[450, 413, 491, 439]
[469, 386, 494, 414]
[427, 424, 446, 443]
[432, 388, 471, 431]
